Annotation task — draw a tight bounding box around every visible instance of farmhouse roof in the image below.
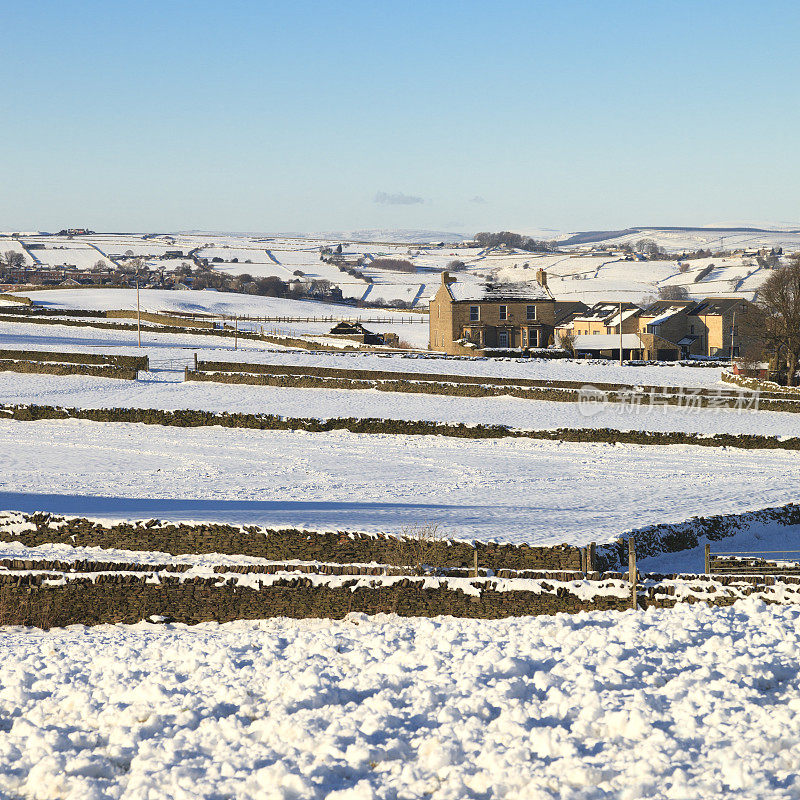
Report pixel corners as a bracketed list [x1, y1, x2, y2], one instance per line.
[447, 279, 552, 303]
[686, 298, 746, 316]
[330, 321, 371, 335]
[641, 300, 693, 317]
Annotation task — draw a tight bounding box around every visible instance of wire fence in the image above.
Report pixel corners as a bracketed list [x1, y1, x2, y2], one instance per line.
[706, 544, 800, 575]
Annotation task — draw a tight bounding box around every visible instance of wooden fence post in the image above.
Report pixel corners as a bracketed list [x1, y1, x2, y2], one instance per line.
[628, 535, 637, 610]
[704, 543, 711, 575]
[193, 352, 198, 371]
[588, 542, 596, 573]
[473, 548, 478, 578]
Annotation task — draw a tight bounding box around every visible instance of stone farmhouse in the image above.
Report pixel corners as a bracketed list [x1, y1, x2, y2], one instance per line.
[428, 270, 556, 355]
[429, 274, 758, 360]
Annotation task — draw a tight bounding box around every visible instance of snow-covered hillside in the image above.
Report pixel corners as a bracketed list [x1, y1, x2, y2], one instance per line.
[5, 227, 796, 308]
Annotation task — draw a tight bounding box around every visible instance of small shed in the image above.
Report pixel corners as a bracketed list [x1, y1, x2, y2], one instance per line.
[329, 321, 388, 345]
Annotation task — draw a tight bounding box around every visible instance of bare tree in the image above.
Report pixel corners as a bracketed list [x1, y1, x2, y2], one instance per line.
[558, 329, 576, 355]
[3, 250, 25, 268]
[751, 256, 800, 385]
[658, 285, 689, 301]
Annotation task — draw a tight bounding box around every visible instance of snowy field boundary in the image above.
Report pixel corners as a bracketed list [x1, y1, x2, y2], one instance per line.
[4, 563, 800, 629]
[722, 368, 800, 395]
[0, 512, 588, 572]
[0, 310, 398, 352]
[600, 502, 800, 570]
[5, 401, 800, 451]
[185, 368, 800, 413]
[193, 358, 748, 396]
[0, 360, 138, 380]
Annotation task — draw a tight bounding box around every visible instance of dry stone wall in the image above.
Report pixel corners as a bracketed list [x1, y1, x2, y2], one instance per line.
[5, 403, 800, 451]
[0, 514, 586, 571]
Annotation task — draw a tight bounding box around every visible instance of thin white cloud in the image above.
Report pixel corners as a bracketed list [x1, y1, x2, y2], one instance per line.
[374, 191, 424, 205]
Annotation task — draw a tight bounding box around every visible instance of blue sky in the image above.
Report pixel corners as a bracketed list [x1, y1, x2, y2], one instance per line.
[2, 0, 798, 234]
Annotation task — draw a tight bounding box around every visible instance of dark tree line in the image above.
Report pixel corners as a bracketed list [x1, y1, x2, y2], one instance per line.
[473, 232, 556, 253]
[368, 257, 416, 273]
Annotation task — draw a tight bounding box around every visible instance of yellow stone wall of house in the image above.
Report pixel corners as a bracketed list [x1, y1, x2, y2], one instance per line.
[571, 319, 606, 336]
[429, 284, 555, 355]
[610, 315, 642, 335]
[638, 314, 695, 351]
[690, 310, 735, 355]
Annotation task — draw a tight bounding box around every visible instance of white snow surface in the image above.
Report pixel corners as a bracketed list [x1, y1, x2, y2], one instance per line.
[1, 419, 799, 544]
[17, 288, 417, 321]
[4, 294, 431, 348]
[2, 371, 799, 438]
[2, 600, 800, 799]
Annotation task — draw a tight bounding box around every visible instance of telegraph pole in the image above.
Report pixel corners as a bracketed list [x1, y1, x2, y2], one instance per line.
[619, 301, 624, 365]
[234, 316, 238, 350]
[136, 278, 141, 348]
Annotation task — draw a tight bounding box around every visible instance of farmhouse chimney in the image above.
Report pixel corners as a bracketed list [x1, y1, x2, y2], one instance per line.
[536, 268, 548, 288]
[441, 271, 456, 285]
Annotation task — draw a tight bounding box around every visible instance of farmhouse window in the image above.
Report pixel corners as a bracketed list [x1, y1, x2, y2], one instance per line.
[527, 305, 536, 320]
[470, 306, 479, 322]
[499, 305, 508, 320]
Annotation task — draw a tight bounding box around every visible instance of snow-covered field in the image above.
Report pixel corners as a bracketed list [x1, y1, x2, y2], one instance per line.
[3, 371, 798, 438]
[0, 238, 32, 266]
[19, 237, 114, 270]
[1, 601, 799, 799]
[0, 318, 294, 358]
[17, 287, 410, 319]
[563, 225, 800, 253]
[2, 419, 799, 545]
[10, 290, 431, 347]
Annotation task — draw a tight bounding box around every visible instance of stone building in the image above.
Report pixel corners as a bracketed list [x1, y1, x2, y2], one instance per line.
[639, 297, 755, 359]
[556, 302, 643, 338]
[428, 270, 555, 355]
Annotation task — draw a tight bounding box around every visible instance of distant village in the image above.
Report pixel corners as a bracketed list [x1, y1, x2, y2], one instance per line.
[0, 244, 347, 303]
